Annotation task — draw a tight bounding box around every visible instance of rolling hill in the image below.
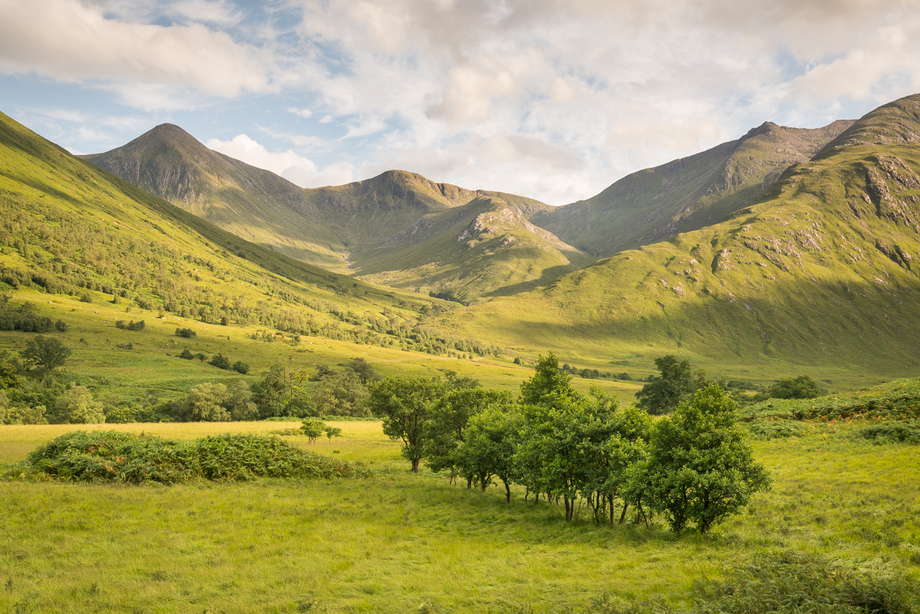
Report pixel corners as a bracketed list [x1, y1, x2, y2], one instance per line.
[441, 95, 920, 384]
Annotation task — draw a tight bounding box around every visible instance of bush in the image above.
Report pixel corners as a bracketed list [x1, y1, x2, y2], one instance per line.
[175, 327, 196, 338]
[178, 348, 194, 360]
[769, 375, 824, 399]
[231, 360, 250, 374]
[856, 422, 920, 444]
[746, 419, 808, 439]
[8, 431, 365, 484]
[209, 353, 231, 370]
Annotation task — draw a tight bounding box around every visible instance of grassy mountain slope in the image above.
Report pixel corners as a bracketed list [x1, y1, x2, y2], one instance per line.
[534, 120, 854, 259]
[354, 195, 593, 302]
[80, 124, 350, 271]
[83, 130, 572, 298]
[442, 96, 920, 384]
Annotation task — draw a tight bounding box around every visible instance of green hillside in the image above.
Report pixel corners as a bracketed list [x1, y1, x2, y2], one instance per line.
[534, 120, 854, 258]
[442, 96, 920, 386]
[355, 195, 593, 302]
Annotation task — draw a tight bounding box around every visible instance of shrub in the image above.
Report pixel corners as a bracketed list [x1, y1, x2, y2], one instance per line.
[178, 348, 194, 360]
[8, 431, 364, 484]
[175, 327, 196, 338]
[856, 422, 920, 444]
[768, 375, 824, 399]
[231, 360, 250, 374]
[746, 420, 808, 439]
[209, 353, 231, 370]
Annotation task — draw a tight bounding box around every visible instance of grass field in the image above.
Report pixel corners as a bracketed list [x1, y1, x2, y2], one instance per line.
[1, 419, 918, 613]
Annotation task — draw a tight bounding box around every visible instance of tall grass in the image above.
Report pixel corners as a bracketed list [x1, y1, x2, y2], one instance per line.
[1, 420, 918, 612]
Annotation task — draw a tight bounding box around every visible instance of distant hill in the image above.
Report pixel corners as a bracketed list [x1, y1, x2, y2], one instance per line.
[444, 96, 920, 382]
[83, 128, 582, 299]
[533, 120, 854, 258]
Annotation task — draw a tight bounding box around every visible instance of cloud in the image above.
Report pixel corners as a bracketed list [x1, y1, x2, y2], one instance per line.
[0, 0, 273, 104]
[206, 133, 357, 188]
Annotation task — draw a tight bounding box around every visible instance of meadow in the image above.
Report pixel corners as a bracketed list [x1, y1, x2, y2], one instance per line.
[1, 419, 918, 613]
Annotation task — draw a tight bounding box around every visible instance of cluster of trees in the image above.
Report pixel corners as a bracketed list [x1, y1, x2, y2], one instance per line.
[176, 350, 249, 374]
[115, 319, 145, 331]
[0, 295, 67, 333]
[369, 354, 771, 533]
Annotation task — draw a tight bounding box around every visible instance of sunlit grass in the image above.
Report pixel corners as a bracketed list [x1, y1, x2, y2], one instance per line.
[1, 420, 918, 613]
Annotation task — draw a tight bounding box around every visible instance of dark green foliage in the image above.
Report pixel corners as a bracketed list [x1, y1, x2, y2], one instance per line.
[115, 319, 145, 331]
[691, 551, 919, 614]
[175, 328, 196, 338]
[368, 375, 447, 472]
[642, 385, 770, 533]
[0, 298, 55, 333]
[635, 355, 698, 415]
[209, 353, 231, 370]
[178, 348, 194, 360]
[424, 385, 513, 479]
[21, 335, 71, 372]
[456, 406, 522, 502]
[11, 430, 362, 484]
[769, 375, 824, 399]
[231, 360, 250, 374]
[346, 358, 379, 385]
[856, 422, 920, 444]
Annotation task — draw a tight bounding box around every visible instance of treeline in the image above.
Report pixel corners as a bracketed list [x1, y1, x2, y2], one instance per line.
[368, 354, 770, 534]
[0, 200, 499, 358]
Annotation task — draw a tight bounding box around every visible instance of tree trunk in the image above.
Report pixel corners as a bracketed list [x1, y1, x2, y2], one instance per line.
[619, 502, 629, 525]
[504, 482, 511, 504]
[411, 458, 420, 473]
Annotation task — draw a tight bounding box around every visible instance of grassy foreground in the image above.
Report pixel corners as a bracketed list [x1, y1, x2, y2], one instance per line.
[1, 420, 918, 613]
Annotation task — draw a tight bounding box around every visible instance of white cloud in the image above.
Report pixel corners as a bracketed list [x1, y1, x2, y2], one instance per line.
[0, 0, 273, 104]
[287, 107, 313, 119]
[206, 133, 357, 188]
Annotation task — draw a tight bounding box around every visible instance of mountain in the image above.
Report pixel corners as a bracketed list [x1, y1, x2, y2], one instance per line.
[442, 96, 920, 382]
[82, 129, 577, 299]
[354, 195, 593, 302]
[533, 120, 854, 259]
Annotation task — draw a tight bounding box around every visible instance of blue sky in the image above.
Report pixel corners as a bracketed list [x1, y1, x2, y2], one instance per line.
[2, 0, 920, 205]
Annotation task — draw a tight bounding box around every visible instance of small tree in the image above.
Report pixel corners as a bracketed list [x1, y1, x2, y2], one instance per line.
[368, 376, 446, 472]
[635, 355, 696, 414]
[301, 418, 325, 443]
[520, 352, 575, 405]
[642, 384, 771, 533]
[324, 426, 343, 440]
[457, 406, 522, 502]
[22, 336, 72, 373]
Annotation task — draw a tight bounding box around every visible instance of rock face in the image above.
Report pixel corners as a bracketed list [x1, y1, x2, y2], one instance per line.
[531, 119, 855, 259]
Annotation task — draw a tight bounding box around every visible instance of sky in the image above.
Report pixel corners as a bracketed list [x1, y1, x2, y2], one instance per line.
[3, 1, 920, 206]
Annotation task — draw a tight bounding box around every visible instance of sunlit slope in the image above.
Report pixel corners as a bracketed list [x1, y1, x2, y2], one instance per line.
[354, 195, 594, 302]
[534, 120, 854, 259]
[0, 111, 444, 340]
[80, 124, 353, 271]
[444, 96, 920, 381]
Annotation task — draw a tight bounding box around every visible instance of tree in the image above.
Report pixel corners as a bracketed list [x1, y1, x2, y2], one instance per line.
[225, 381, 258, 420]
[301, 418, 325, 443]
[425, 386, 513, 484]
[346, 358, 379, 385]
[520, 352, 577, 405]
[324, 426, 342, 440]
[635, 355, 696, 414]
[22, 335, 72, 373]
[177, 383, 230, 421]
[769, 375, 824, 399]
[642, 384, 771, 533]
[368, 376, 446, 472]
[457, 406, 522, 502]
[53, 384, 105, 424]
[231, 360, 250, 375]
[310, 368, 370, 417]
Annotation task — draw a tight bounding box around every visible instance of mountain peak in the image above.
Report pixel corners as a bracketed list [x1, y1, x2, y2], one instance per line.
[740, 121, 780, 140]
